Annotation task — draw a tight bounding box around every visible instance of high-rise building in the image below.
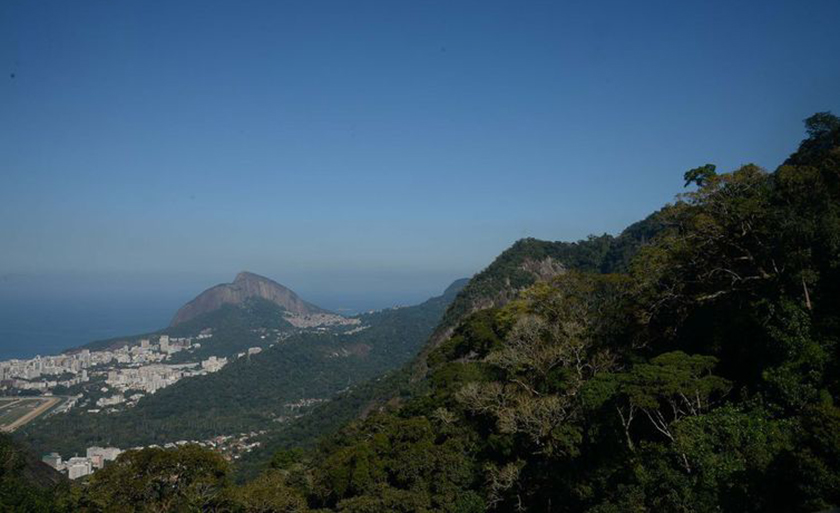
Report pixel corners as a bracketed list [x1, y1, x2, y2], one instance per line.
[66, 457, 92, 480]
[86, 446, 121, 468]
[159, 335, 170, 353]
[42, 452, 62, 470]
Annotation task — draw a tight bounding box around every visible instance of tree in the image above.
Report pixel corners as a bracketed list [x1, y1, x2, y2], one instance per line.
[229, 470, 309, 513]
[0, 434, 64, 511]
[683, 164, 717, 188]
[620, 352, 730, 446]
[79, 445, 229, 512]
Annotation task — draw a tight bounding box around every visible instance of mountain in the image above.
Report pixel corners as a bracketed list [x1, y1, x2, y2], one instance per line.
[20, 279, 467, 459]
[169, 271, 326, 327]
[75, 271, 327, 356]
[229, 234, 662, 476]
[412, 213, 666, 378]
[217, 113, 840, 512]
[77, 295, 296, 357]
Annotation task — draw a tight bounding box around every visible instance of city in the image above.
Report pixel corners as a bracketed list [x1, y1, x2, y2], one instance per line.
[0, 330, 277, 480]
[0, 331, 229, 426]
[0, 310, 374, 482]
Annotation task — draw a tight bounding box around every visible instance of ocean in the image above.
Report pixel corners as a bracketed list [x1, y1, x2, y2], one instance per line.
[0, 297, 178, 360]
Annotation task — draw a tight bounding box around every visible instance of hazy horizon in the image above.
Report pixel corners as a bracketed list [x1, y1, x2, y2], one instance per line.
[0, 267, 470, 360]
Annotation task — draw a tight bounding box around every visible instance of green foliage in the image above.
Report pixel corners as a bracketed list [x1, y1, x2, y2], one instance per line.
[786, 111, 840, 166]
[621, 352, 730, 416]
[227, 470, 309, 512]
[768, 403, 840, 512]
[310, 414, 481, 511]
[165, 297, 295, 361]
[270, 448, 305, 470]
[683, 163, 717, 188]
[434, 236, 618, 342]
[0, 434, 65, 511]
[78, 445, 230, 512]
[427, 309, 507, 367]
[672, 406, 792, 509]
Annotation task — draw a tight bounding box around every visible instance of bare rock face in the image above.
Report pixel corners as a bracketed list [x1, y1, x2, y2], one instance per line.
[169, 271, 326, 326]
[520, 256, 566, 281]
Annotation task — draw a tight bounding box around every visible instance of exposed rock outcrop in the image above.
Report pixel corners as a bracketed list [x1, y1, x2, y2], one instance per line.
[170, 271, 326, 326]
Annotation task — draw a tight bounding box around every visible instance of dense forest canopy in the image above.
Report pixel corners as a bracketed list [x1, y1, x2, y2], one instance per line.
[7, 112, 840, 512]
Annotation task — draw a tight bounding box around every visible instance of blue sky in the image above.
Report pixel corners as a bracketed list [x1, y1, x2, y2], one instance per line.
[1, 0, 839, 309]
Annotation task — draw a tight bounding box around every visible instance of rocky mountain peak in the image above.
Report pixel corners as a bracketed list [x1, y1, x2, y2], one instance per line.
[169, 272, 327, 327]
[234, 271, 264, 283]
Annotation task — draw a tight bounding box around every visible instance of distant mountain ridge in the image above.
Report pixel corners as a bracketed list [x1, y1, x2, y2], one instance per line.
[170, 271, 326, 327]
[410, 211, 666, 378]
[23, 279, 468, 458]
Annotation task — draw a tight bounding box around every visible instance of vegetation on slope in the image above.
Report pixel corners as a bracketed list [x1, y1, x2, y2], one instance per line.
[76, 296, 294, 359]
[20, 282, 465, 458]
[0, 434, 66, 511]
[13, 112, 840, 512]
[237, 230, 664, 477]
[241, 112, 837, 512]
[415, 209, 666, 380]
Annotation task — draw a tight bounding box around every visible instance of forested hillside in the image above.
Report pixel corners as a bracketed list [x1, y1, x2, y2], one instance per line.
[20, 280, 466, 457]
[415, 210, 666, 378]
[0, 434, 65, 511]
[238, 212, 667, 477]
[274, 112, 838, 512]
[14, 112, 840, 512]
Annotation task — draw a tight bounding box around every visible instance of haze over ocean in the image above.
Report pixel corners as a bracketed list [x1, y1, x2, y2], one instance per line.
[0, 297, 174, 360]
[0, 271, 462, 360]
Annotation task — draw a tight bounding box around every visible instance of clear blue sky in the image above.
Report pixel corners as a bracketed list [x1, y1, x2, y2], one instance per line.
[1, 0, 839, 309]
